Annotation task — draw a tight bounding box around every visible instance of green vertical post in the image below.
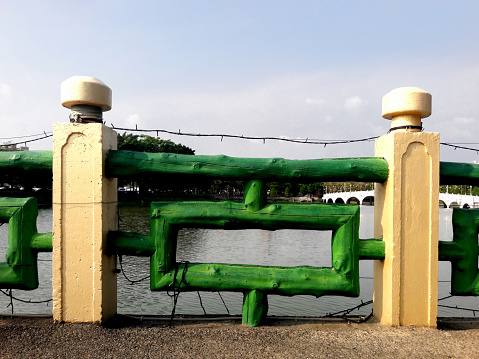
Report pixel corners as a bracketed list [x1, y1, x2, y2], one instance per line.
[242, 289, 268, 327]
[244, 180, 267, 212]
[243, 180, 269, 326]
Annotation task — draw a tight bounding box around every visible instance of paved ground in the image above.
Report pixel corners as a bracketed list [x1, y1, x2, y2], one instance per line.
[0, 315, 478, 358]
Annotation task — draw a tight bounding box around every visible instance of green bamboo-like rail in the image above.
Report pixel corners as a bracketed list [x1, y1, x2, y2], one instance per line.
[30, 233, 53, 252]
[106, 151, 389, 182]
[447, 209, 479, 295]
[440, 162, 479, 185]
[438, 241, 466, 261]
[2, 150, 479, 186]
[0, 151, 52, 171]
[0, 198, 41, 289]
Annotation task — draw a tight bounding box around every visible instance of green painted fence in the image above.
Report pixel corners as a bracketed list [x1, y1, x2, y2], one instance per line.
[1, 150, 479, 326]
[0, 197, 52, 290]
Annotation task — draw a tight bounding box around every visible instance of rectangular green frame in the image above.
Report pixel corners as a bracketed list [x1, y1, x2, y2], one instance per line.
[0, 197, 39, 289]
[150, 201, 360, 297]
[450, 208, 479, 295]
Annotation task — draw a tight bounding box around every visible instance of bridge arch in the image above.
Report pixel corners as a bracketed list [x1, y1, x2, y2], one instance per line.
[347, 197, 360, 204]
[362, 196, 374, 205]
[335, 198, 345, 204]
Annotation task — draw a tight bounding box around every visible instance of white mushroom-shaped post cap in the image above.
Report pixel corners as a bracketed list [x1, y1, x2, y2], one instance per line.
[61, 76, 112, 111]
[382, 87, 431, 131]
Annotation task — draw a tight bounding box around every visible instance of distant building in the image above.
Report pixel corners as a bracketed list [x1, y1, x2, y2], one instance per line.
[2, 144, 29, 151]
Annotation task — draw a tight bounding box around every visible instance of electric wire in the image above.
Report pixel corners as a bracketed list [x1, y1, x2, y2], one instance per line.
[118, 255, 150, 284]
[0, 288, 52, 314]
[2, 128, 479, 153]
[0, 133, 52, 147]
[111, 124, 379, 146]
[0, 132, 53, 140]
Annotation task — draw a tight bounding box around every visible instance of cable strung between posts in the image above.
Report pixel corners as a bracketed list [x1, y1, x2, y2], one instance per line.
[111, 124, 479, 153]
[2, 128, 479, 153]
[167, 261, 190, 327]
[438, 294, 478, 316]
[197, 291, 207, 315]
[216, 291, 230, 315]
[0, 288, 52, 314]
[110, 124, 379, 146]
[0, 133, 52, 147]
[0, 132, 53, 140]
[440, 142, 479, 154]
[118, 255, 150, 284]
[321, 299, 373, 323]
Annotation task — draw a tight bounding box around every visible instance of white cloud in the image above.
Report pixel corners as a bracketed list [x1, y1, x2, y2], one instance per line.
[344, 96, 363, 109]
[452, 117, 475, 124]
[125, 114, 141, 127]
[305, 97, 325, 106]
[0, 83, 12, 98]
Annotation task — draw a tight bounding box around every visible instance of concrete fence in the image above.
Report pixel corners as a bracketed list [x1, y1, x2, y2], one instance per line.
[3, 77, 478, 327]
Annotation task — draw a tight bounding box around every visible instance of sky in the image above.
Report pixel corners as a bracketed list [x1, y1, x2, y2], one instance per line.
[1, 0, 478, 163]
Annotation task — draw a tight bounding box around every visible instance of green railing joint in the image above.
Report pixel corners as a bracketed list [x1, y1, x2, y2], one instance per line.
[358, 239, 385, 260]
[30, 232, 53, 252]
[108, 231, 155, 257]
[438, 241, 466, 261]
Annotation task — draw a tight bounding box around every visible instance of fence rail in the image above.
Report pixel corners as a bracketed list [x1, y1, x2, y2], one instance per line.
[3, 150, 479, 186]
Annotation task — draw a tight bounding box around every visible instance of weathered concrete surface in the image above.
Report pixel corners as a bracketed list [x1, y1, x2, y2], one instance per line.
[0, 316, 478, 358]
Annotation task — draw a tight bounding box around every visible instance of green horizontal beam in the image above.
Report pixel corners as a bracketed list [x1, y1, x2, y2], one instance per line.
[358, 239, 385, 260]
[107, 231, 155, 256]
[438, 241, 466, 261]
[440, 162, 479, 185]
[0, 151, 52, 171]
[153, 262, 356, 296]
[3, 151, 479, 187]
[30, 233, 53, 252]
[107, 151, 389, 182]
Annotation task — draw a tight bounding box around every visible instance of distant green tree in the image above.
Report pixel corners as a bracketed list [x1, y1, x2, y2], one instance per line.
[118, 133, 194, 155]
[117, 133, 198, 195]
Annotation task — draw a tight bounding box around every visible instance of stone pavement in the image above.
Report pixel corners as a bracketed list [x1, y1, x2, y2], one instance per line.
[0, 316, 478, 358]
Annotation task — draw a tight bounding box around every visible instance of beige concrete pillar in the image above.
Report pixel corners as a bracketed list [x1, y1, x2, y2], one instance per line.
[373, 87, 439, 327]
[53, 77, 117, 323]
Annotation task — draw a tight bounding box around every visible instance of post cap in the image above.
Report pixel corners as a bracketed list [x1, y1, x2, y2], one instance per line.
[61, 76, 112, 111]
[382, 87, 431, 120]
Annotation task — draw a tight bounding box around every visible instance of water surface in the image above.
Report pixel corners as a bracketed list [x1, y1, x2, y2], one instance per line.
[0, 205, 477, 318]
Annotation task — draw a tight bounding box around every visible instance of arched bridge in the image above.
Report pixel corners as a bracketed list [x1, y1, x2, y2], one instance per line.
[322, 190, 479, 208]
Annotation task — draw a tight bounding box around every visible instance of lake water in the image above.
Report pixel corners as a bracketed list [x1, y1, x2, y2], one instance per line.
[0, 205, 478, 318]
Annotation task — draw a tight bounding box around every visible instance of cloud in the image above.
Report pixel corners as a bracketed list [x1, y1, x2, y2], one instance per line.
[305, 97, 325, 106]
[452, 116, 475, 125]
[0, 83, 12, 99]
[125, 114, 141, 127]
[344, 96, 363, 109]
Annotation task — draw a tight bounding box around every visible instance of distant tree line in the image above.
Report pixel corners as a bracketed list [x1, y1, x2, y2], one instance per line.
[116, 133, 325, 201]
